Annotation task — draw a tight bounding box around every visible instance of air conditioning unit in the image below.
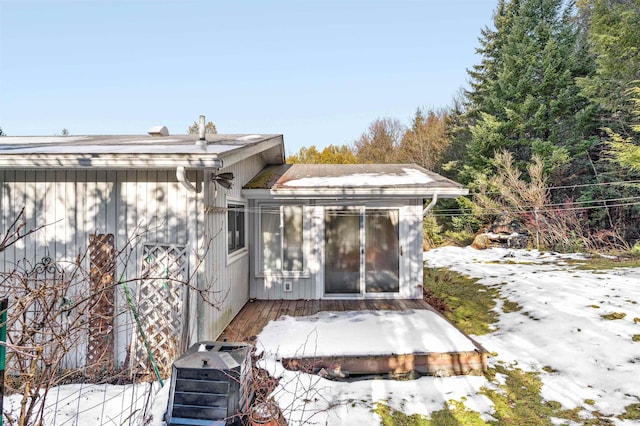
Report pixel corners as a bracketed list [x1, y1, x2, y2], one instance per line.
[165, 341, 253, 426]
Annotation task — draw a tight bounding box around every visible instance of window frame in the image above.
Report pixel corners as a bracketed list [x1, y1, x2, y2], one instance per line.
[227, 199, 247, 262]
[257, 204, 308, 277]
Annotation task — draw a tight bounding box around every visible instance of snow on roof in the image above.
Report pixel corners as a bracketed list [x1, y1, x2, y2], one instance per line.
[0, 142, 243, 155]
[280, 166, 434, 187]
[0, 134, 277, 154]
[243, 164, 468, 198]
[276, 164, 438, 187]
[0, 134, 284, 169]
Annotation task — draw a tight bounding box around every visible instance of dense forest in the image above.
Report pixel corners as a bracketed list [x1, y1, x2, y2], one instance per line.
[288, 0, 640, 252]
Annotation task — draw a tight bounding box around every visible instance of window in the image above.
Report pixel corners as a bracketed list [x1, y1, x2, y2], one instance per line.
[228, 204, 245, 253]
[260, 205, 304, 273]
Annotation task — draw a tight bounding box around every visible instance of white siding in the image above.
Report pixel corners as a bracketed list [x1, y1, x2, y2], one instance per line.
[198, 155, 267, 341]
[0, 169, 204, 367]
[248, 200, 425, 300]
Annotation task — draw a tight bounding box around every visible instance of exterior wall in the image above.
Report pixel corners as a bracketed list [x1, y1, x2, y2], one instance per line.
[247, 201, 317, 300]
[0, 168, 204, 368]
[248, 199, 425, 300]
[198, 155, 267, 341]
[403, 201, 424, 299]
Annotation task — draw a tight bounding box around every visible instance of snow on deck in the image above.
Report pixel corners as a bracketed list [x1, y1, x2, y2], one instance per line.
[255, 309, 478, 359]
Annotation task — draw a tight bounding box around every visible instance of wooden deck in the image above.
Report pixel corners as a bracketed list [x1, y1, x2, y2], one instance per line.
[219, 298, 435, 343]
[218, 299, 489, 377]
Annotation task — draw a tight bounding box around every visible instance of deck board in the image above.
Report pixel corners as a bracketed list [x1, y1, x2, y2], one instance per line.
[220, 298, 451, 343]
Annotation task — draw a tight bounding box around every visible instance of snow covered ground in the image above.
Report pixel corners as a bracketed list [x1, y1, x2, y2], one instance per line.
[424, 246, 640, 419]
[252, 247, 640, 425]
[4, 247, 639, 425]
[2, 381, 162, 425]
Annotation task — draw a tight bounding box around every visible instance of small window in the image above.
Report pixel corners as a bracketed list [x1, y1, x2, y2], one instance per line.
[228, 204, 245, 253]
[260, 205, 304, 273]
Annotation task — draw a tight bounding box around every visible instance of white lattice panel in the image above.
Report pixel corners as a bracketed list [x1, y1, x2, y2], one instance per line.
[132, 244, 188, 377]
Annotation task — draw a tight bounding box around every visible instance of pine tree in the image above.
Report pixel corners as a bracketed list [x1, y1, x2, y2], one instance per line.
[573, 0, 640, 240]
[466, 0, 518, 116]
[577, 0, 640, 134]
[465, 0, 596, 178]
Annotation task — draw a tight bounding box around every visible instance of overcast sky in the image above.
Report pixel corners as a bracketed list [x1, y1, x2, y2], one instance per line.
[0, 0, 496, 156]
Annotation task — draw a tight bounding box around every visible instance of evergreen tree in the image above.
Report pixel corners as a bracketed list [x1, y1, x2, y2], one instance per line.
[577, 0, 640, 134]
[574, 0, 640, 240]
[466, 0, 518, 116]
[465, 0, 596, 180]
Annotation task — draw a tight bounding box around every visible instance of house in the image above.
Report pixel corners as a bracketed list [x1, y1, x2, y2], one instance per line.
[0, 122, 467, 374]
[242, 163, 467, 299]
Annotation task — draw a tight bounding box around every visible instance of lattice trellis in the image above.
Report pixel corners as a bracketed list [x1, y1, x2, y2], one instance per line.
[87, 234, 115, 377]
[132, 244, 188, 377]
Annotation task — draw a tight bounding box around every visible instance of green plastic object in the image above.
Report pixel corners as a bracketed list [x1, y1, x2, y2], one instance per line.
[1, 298, 8, 426]
[119, 280, 164, 387]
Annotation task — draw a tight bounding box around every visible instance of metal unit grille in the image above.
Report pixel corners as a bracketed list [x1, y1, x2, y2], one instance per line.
[166, 342, 253, 426]
[132, 244, 188, 377]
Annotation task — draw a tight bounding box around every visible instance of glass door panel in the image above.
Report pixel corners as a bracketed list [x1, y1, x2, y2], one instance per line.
[365, 209, 400, 293]
[324, 209, 361, 294]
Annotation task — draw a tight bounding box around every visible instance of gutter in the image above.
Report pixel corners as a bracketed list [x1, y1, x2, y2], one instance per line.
[176, 166, 204, 193]
[423, 193, 439, 217]
[0, 155, 224, 169]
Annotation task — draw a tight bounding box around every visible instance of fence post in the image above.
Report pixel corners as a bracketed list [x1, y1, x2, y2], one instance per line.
[1, 297, 8, 426]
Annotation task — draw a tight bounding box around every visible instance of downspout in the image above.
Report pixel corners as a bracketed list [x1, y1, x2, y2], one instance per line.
[176, 114, 220, 343]
[176, 167, 201, 345]
[423, 193, 439, 217]
[176, 166, 200, 193]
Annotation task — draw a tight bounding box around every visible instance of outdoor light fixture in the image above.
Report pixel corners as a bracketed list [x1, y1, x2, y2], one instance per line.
[212, 172, 234, 190]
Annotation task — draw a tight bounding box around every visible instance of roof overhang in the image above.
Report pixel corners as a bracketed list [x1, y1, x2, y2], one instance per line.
[0, 134, 284, 170]
[242, 187, 468, 200]
[242, 164, 469, 201]
[0, 153, 223, 169]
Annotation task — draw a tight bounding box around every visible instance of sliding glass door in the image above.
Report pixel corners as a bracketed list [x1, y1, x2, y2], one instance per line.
[365, 209, 400, 293]
[324, 208, 399, 296]
[324, 209, 361, 294]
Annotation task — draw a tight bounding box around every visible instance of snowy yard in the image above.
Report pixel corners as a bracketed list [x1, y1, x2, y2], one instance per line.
[252, 247, 640, 425]
[4, 247, 640, 425]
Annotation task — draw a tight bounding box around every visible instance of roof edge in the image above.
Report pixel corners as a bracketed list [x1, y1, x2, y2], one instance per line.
[0, 154, 223, 170]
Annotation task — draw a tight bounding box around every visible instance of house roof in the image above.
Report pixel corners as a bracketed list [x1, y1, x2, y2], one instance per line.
[0, 133, 285, 169]
[243, 164, 468, 199]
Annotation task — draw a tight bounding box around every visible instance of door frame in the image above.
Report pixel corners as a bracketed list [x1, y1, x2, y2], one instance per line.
[321, 206, 401, 298]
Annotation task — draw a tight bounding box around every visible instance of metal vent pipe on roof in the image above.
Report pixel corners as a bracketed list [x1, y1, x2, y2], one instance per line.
[199, 115, 206, 141]
[148, 126, 169, 137]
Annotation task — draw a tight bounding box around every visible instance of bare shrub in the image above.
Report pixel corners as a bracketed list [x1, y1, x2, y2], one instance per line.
[0, 208, 227, 425]
[474, 150, 628, 252]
